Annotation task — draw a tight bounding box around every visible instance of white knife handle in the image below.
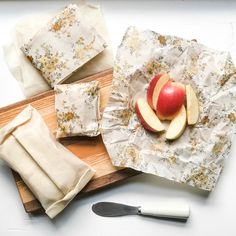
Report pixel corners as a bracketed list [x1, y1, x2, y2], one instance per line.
[139, 202, 190, 220]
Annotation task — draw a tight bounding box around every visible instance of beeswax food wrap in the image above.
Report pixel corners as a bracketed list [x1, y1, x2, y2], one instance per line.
[3, 0, 113, 96]
[0, 105, 95, 218]
[55, 81, 100, 138]
[21, 4, 106, 88]
[101, 27, 236, 191]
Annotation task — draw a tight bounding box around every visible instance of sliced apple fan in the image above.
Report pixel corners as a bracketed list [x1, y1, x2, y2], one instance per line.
[101, 27, 236, 191]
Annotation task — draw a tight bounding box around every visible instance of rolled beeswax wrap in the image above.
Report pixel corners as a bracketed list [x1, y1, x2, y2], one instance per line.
[101, 27, 236, 191]
[55, 81, 100, 138]
[0, 105, 95, 218]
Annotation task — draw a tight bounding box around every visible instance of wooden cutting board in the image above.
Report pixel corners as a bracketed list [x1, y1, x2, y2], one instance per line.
[0, 69, 140, 214]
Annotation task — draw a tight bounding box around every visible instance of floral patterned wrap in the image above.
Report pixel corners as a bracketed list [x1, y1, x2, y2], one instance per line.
[101, 26, 236, 191]
[21, 4, 106, 87]
[55, 81, 100, 138]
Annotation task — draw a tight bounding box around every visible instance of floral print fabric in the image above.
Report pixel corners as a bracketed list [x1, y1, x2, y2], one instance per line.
[55, 81, 100, 138]
[21, 4, 106, 88]
[101, 27, 236, 191]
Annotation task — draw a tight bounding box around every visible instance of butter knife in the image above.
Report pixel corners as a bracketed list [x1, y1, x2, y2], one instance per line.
[92, 201, 190, 221]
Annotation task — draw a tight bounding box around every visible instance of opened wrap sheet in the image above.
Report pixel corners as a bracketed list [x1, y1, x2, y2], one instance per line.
[0, 105, 95, 218]
[3, 0, 113, 97]
[101, 27, 236, 191]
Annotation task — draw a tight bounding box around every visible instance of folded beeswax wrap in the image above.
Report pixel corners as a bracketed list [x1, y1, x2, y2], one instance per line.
[3, 0, 113, 97]
[55, 81, 101, 138]
[101, 27, 236, 191]
[0, 105, 95, 218]
[21, 4, 106, 88]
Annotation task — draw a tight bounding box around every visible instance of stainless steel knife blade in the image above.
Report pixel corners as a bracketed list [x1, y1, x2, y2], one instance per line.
[92, 202, 139, 217]
[92, 201, 190, 221]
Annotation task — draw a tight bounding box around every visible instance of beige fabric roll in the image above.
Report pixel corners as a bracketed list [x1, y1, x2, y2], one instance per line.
[3, 0, 113, 97]
[0, 105, 95, 218]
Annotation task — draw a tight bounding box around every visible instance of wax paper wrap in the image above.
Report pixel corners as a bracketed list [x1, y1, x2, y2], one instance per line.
[55, 81, 100, 138]
[101, 27, 236, 191]
[21, 4, 106, 88]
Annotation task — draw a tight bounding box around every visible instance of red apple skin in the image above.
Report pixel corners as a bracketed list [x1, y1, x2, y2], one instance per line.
[156, 82, 186, 120]
[156, 109, 178, 121]
[147, 74, 163, 109]
[135, 102, 158, 132]
[135, 100, 164, 132]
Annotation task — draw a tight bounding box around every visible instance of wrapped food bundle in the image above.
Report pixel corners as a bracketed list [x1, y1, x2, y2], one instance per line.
[55, 81, 101, 138]
[0, 106, 95, 218]
[21, 4, 107, 88]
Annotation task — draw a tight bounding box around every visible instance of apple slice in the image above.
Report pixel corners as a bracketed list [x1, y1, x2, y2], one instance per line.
[156, 82, 186, 121]
[147, 74, 163, 109]
[166, 105, 187, 140]
[186, 84, 199, 125]
[147, 74, 169, 109]
[135, 98, 164, 132]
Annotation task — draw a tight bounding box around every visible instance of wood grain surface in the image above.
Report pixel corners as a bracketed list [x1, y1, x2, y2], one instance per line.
[0, 69, 140, 214]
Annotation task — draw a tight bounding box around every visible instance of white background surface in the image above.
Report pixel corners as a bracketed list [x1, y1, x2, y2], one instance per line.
[0, 0, 236, 235]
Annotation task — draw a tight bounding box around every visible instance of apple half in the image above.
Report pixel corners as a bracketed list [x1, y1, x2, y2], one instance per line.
[147, 74, 170, 110]
[156, 82, 186, 121]
[135, 98, 164, 132]
[186, 84, 199, 125]
[166, 105, 187, 140]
